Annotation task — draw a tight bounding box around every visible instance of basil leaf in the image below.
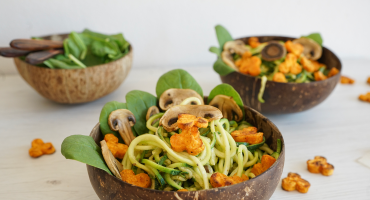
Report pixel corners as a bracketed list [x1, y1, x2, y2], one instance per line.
[61, 135, 112, 175]
[208, 83, 245, 119]
[155, 69, 203, 97]
[215, 25, 233, 49]
[213, 57, 236, 76]
[209, 46, 221, 57]
[301, 33, 323, 46]
[99, 101, 127, 139]
[126, 90, 157, 135]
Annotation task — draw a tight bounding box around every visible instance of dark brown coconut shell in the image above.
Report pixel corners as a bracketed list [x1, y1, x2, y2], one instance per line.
[220, 36, 341, 114]
[87, 105, 285, 200]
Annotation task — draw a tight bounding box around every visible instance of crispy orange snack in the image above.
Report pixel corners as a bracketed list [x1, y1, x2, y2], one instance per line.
[327, 67, 339, 78]
[300, 56, 316, 73]
[314, 71, 327, 81]
[170, 114, 206, 155]
[177, 189, 188, 192]
[239, 56, 262, 76]
[231, 127, 263, 144]
[278, 53, 302, 75]
[120, 169, 151, 188]
[251, 155, 276, 176]
[285, 40, 303, 57]
[29, 138, 55, 158]
[340, 76, 355, 84]
[282, 172, 310, 193]
[367, 77, 370, 84]
[248, 37, 261, 48]
[307, 156, 334, 176]
[273, 72, 288, 83]
[104, 134, 128, 160]
[359, 92, 370, 103]
[210, 172, 248, 188]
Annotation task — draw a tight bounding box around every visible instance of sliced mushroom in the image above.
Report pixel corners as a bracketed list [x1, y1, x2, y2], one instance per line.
[159, 105, 223, 132]
[101, 140, 123, 179]
[208, 95, 243, 122]
[261, 41, 286, 61]
[293, 38, 322, 60]
[108, 109, 136, 145]
[146, 106, 160, 121]
[221, 40, 250, 70]
[159, 88, 204, 111]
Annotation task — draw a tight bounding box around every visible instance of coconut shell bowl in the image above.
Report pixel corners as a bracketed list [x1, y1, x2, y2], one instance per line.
[13, 34, 133, 104]
[87, 105, 285, 200]
[220, 36, 341, 114]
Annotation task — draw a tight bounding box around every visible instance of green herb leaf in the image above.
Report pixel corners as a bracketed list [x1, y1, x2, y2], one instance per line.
[301, 33, 323, 46]
[126, 90, 157, 135]
[99, 101, 127, 139]
[208, 83, 245, 119]
[209, 46, 221, 57]
[155, 69, 203, 97]
[61, 135, 112, 175]
[213, 57, 236, 76]
[215, 25, 233, 49]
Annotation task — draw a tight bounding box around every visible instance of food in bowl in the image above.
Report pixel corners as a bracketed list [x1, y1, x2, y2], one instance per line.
[61, 69, 282, 192]
[210, 25, 340, 103]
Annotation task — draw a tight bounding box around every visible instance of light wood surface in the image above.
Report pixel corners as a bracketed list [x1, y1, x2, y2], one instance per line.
[0, 59, 369, 199]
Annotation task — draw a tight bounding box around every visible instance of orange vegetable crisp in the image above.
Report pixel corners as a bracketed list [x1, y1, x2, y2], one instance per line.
[285, 40, 303, 57]
[248, 37, 261, 48]
[210, 172, 249, 188]
[120, 169, 151, 188]
[104, 134, 128, 160]
[340, 76, 355, 84]
[307, 156, 334, 176]
[170, 114, 207, 155]
[29, 138, 55, 158]
[231, 127, 263, 144]
[282, 172, 311, 193]
[359, 92, 370, 103]
[251, 155, 276, 176]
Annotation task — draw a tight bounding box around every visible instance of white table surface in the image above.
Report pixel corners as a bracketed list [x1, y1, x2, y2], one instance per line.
[0, 59, 369, 200]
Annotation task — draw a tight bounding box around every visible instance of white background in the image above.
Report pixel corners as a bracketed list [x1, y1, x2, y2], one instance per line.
[1, 0, 370, 74]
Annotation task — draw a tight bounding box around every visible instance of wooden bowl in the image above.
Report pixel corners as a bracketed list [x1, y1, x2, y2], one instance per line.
[13, 34, 133, 104]
[220, 36, 341, 114]
[87, 105, 285, 200]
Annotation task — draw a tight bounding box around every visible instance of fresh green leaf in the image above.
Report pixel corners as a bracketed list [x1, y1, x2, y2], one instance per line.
[208, 83, 245, 119]
[213, 57, 236, 76]
[155, 69, 203, 97]
[99, 101, 127, 139]
[215, 25, 233, 49]
[70, 31, 87, 60]
[46, 58, 84, 69]
[61, 135, 112, 175]
[209, 46, 221, 57]
[91, 40, 118, 58]
[126, 90, 157, 135]
[301, 33, 323, 46]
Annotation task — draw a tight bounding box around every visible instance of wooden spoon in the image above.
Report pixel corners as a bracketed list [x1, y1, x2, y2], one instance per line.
[10, 39, 63, 51]
[25, 49, 64, 65]
[0, 47, 31, 57]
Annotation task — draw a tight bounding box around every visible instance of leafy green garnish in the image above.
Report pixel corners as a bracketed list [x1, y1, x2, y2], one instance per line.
[126, 90, 157, 135]
[209, 46, 221, 57]
[301, 33, 323, 46]
[215, 25, 234, 49]
[208, 83, 245, 119]
[213, 57, 236, 76]
[99, 101, 127, 139]
[155, 69, 203, 97]
[61, 135, 112, 175]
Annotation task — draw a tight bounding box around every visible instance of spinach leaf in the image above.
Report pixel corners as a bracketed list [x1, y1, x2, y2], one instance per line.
[209, 46, 221, 57]
[301, 33, 323, 46]
[99, 101, 127, 139]
[215, 25, 233, 49]
[213, 57, 236, 76]
[155, 69, 203, 97]
[61, 135, 112, 175]
[208, 83, 245, 119]
[91, 40, 118, 58]
[126, 90, 158, 135]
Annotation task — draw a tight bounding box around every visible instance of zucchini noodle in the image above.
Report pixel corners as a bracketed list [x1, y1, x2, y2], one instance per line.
[117, 109, 280, 191]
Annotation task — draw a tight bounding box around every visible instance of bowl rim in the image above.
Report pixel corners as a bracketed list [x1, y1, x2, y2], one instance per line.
[88, 105, 285, 193]
[216, 35, 342, 85]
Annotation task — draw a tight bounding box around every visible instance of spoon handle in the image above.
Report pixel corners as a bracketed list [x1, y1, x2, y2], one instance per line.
[10, 39, 63, 51]
[0, 47, 31, 57]
[25, 49, 64, 65]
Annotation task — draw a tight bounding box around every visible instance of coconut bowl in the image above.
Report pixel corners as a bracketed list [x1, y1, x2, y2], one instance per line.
[13, 34, 133, 104]
[87, 105, 285, 200]
[219, 36, 341, 114]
